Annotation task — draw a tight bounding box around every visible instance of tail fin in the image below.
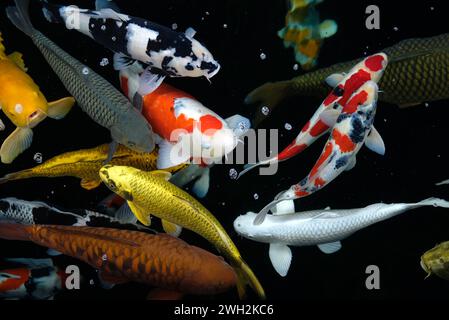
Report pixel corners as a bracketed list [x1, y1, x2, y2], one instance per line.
[0, 223, 30, 241]
[244, 81, 293, 127]
[238, 158, 273, 179]
[233, 259, 266, 300]
[6, 0, 35, 37]
[0, 169, 34, 185]
[436, 179, 449, 186]
[416, 198, 449, 209]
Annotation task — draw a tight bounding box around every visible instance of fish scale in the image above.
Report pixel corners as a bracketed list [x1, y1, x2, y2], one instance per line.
[291, 33, 449, 106]
[22, 225, 232, 293]
[248, 33, 449, 127]
[99, 165, 265, 299]
[6, 0, 155, 153]
[0, 144, 187, 190]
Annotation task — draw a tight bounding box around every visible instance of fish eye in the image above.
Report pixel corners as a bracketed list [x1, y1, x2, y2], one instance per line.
[127, 141, 136, 147]
[333, 87, 344, 97]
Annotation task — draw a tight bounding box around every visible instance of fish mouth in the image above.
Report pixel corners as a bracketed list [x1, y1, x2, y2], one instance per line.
[29, 111, 40, 120]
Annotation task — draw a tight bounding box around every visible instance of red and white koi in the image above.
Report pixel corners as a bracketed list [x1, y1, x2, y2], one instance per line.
[239, 53, 388, 177]
[0, 258, 66, 300]
[120, 63, 250, 171]
[254, 80, 385, 225]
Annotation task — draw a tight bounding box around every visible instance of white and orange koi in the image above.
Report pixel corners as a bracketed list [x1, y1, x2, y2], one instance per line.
[254, 80, 385, 225]
[239, 53, 388, 177]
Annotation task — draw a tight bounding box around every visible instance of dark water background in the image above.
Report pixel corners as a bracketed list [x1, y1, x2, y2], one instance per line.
[0, 0, 448, 300]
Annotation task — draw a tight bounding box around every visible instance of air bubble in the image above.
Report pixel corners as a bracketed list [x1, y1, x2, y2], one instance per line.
[253, 193, 259, 200]
[229, 168, 238, 180]
[172, 23, 178, 30]
[34, 153, 43, 163]
[284, 123, 292, 130]
[101, 25, 106, 31]
[293, 64, 299, 71]
[100, 58, 109, 67]
[260, 52, 267, 60]
[261, 106, 270, 115]
[82, 67, 89, 75]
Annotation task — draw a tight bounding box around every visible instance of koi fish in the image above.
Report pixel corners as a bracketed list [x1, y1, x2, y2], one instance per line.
[246, 33, 449, 127]
[6, 0, 155, 157]
[239, 53, 388, 177]
[0, 258, 66, 300]
[99, 165, 266, 300]
[0, 144, 186, 191]
[119, 62, 250, 169]
[234, 198, 449, 277]
[254, 81, 384, 225]
[278, 0, 337, 70]
[0, 32, 74, 164]
[0, 224, 237, 297]
[421, 241, 449, 280]
[41, 1, 220, 96]
[0, 197, 151, 232]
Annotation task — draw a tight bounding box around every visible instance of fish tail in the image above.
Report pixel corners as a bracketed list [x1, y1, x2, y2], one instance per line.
[233, 259, 266, 300]
[416, 198, 449, 209]
[0, 223, 30, 241]
[6, 0, 35, 37]
[0, 169, 34, 185]
[238, 158, 273, 179]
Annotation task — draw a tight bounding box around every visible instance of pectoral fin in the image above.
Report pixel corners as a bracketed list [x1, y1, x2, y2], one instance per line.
[345, 157, 356, 171]
[191, 167, 210, 198]
[272, 200, 295, 216]
[269, 243, 292, 277]
[80, 179, 102, 190]
[161, 220, 182, 237]
[127, 200, 151, 226]
[138, 67, 165, 96]
[317, 241, 342, 254]
[365, 126, 385, 155]
[0, 127, 33, 164]
[47, 97, 75, 120]
[115, 203, 138, 224]
[149, 170, 172, 181]
[157, 139, 191, 169]
[8, 52, 27, 71]
[0, 118, 5, 131]
[325, 73, 344, 88]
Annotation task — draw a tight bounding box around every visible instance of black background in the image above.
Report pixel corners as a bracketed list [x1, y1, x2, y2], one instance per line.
[0, 0, 448, 300]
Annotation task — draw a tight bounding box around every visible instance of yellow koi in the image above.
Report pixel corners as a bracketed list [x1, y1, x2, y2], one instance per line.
[99, 165, 266, 300]
[0, 32, 75, 164]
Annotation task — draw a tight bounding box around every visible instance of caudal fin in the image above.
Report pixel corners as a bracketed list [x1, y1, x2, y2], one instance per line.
[0, 169, 34, 185]
[0, 223, 30, 241]
[238, 158, 274, 179]
[416, 198, 449, 209]
[244, 81, 293, 127]
[6, 0, 35, 37]
[233, 259, 266, 300]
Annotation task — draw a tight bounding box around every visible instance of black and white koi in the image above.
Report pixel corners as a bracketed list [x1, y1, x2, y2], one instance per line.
[41, 1, 220, 96]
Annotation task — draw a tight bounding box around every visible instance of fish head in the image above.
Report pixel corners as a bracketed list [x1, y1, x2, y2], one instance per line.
[180, 246, 237, 295]
[111, 112, 155, 153]
[420, 242, 449, 280]
[183, 37, 220, 80]
[99, 165, 136, 201]
[0, 268, 27, 293]
[234, 212, 261, 239]
[348, 52, 388, 84]
[1, 89, 48, 128]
